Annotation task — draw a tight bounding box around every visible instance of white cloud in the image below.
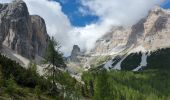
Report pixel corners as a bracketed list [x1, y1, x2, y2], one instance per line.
[0, 0, 164, 56]
[80, 0, 163, 25]
[0, 0, 11, 3]
[69, 20, 116, 53]
[72, 0, 164, 54]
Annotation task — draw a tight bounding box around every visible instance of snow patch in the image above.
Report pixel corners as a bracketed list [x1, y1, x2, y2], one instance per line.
[104, 60, 113, 70]
[113, 55, 128, 70]
[132, 53, 148, 71]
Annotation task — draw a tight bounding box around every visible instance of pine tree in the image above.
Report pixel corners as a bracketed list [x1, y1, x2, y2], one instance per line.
[89, 80, 94, 96]
[93, 69, 110, 100]
[0, 65, 3, 87]
[43, 37, 66, 94]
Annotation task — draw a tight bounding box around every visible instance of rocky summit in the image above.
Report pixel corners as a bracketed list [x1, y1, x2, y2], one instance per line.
[69, 45, 81, 62]
[0, 0, 49, 59]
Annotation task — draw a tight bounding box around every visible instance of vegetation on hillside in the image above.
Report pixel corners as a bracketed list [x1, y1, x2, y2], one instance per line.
[121, 52, 142, 70]
[0, 53, 82, 99]
[0, 37, 82, 100]
[80, 48, 170, 100]
[1, 37, 170, 100]
[82, 69, 170, 100]
[0, 54, 52, 99]
[146, 48, 170, 70]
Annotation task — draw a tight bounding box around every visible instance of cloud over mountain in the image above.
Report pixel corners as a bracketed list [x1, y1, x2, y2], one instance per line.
[0, 0, 164, 56]
[80, 0, 163, 25]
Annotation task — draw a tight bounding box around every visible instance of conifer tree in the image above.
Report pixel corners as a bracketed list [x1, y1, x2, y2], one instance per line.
[43, 37, 66, 93]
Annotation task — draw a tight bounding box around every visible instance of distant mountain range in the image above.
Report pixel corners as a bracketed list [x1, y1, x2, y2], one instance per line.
[0, 0, 170, 73]
[68, 6, 170, 72]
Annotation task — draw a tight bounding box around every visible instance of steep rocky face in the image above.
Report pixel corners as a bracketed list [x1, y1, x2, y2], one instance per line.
[92, 26, 131, 55]
[70, 45, 81, 62]
[93, 6, 170, 55]
[0, 0, 49, 59]
[127, 18, 146, 46]
[142, 7, 170, 50]
[31, 15, 49, 57]
[87, 6, 170, 71]
[127, 6, 170, 51]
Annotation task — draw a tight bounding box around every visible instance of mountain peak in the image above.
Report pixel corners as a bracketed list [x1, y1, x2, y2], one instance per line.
[0, 0, 49, 60]
[149, 6, 170, 16]
[69, 45, 81, 62]
[91, 6, 170, 55]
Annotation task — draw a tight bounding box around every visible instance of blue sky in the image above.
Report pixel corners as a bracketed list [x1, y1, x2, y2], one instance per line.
[57, 0, 170, 27]
[57, 0, 99, 27]
[162, 0, 170, 9]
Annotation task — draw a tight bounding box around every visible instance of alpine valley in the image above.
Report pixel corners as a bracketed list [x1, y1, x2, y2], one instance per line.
[0, 0, 170, 100]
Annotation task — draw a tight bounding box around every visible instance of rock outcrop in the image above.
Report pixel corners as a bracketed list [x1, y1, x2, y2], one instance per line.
[0, 0, 49, 59]
[70, 45, 81, 62]
[142, 7, 170, 50]
[92, 26, 131, 55]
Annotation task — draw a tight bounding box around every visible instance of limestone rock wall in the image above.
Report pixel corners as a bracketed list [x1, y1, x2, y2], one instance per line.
[0, 0, 49, 59]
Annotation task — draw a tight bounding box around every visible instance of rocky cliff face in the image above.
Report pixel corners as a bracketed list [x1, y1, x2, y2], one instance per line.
[67, 6, 170, 72]
[142, 7, 170, 50]
[88, 6, 170, 71]
[92, 26, 131, 55]
[0, 0, 49, 59]
[93, 6, 170, 55]
[127, 6, 170, 51]
[70, 45, 81, 62]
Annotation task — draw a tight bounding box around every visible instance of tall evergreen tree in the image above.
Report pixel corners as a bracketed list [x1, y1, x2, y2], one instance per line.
[94, 69, 110, 100]
[43, 37, 66, 93]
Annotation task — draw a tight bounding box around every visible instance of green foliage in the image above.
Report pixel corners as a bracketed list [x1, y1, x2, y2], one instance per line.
[0, 54, 47, 88]
[90, 55, 111, 68]
[93, 70, 111, 100]
[82, 69, 170, 100]
[35, 85, 41, 99]
[121, 52, 142, 70]
[0, 47, 81, 99]
[28, 62, 38, 75]
[44, 37, 66, 69]
[43, 37, 66, 95]
[56, 72, 82, 100]
[5, 75, 17, 95]
[0, 65, 3, 87]
[147, 48, 170, 70]
[0, 53, 54, 98]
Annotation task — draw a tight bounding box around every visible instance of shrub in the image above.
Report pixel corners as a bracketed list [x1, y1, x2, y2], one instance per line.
[5, 75, 18, 95]
[35, 85, 41, 99]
